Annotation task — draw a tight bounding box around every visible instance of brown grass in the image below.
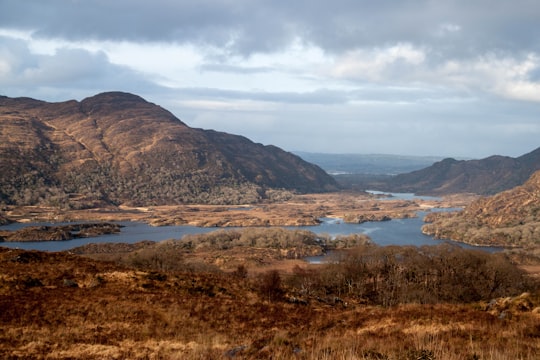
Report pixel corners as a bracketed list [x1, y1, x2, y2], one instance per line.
[3, 191, 468, 227]
[1, 246, 539, 359]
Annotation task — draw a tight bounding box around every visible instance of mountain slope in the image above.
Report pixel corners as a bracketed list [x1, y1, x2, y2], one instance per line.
[373, 147, 540, 195]
[422, 170, 540, 247]
[0, 92, 337, 206]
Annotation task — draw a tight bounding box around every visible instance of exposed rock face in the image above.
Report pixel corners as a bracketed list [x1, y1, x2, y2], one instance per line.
[422, 170, 540, 247]
[0, 92, 338, 206]
[373, 148, 540, 195]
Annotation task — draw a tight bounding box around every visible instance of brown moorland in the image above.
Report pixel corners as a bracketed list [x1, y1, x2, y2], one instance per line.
[1, 229, 539, 360]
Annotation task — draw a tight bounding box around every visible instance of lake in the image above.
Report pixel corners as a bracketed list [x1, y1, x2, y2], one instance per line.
[0, 209, 499, 253]
[0, 192, 499, 252]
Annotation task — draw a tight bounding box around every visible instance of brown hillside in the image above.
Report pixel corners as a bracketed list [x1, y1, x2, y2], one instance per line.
[0, 92, 337, 206]
[1, 243, 539, 359]
[423, 170, 540, 247]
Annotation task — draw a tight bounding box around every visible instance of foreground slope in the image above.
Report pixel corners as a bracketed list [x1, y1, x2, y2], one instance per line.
[423, 170, 540, 247]
[0, 92, 337, 206]
[1, 242, 538, 359]
[371, 147, 540, 195]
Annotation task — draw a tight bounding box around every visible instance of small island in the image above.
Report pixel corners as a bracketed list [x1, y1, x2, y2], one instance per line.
[0, 223, 122, 242]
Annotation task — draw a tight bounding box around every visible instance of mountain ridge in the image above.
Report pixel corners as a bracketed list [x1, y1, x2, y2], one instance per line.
[369, 147, 540, 195]
[0, 92, 338, 206]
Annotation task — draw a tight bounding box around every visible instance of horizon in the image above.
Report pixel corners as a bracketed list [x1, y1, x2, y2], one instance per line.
[1, 1, 539, 159]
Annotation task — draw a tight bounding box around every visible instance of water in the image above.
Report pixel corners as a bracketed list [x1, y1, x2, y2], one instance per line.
[0, 221, 223, 252]
[295, 212, 499, 253]
[366, 190, 441, 201]
[0, 192, 497, 253]
[0, 210, 500, 253]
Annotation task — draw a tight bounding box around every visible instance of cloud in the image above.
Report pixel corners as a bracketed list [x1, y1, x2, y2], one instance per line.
[2, 0, 539, 57]
[330, 43, 427, 82]
[0, 35, 162, 99]
[1, 0, 539, 158]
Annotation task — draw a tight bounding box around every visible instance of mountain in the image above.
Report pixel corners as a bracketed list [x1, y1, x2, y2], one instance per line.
[422, 170, 540, 247]
[369, 148, 540, 195]
[0, 92, 338, 207]
[293, 152, 445, 175]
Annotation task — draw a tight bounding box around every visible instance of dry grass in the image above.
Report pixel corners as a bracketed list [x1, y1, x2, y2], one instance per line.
[3, 191, 468, 227]
[1, 246, 539, 359]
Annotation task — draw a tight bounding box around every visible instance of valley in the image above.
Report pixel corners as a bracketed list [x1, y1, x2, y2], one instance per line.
[1, 92, 540, 359]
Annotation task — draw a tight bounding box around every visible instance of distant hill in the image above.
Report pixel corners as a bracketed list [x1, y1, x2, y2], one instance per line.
[365, 148, 540, 195]
[294, 152, 444, 175]
[422, 170, 540, 247]
[0, 92, 338, 207]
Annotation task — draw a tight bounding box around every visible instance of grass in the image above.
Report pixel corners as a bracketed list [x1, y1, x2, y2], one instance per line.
[0, 245, 539, 359]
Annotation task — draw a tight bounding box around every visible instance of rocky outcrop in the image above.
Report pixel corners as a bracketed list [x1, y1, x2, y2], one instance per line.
[422, 170, 540, 247]
[0, 92, 338, 207]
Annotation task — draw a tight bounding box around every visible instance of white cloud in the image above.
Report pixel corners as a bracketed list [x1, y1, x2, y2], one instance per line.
[330, 43, 426, 82]
[431, 53, 540, 102]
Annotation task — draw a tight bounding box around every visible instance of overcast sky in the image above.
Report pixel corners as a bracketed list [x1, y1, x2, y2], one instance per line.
[1, 0, 539, 158]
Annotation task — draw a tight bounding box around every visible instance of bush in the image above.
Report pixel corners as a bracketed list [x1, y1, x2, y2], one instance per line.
[288, 244, 533, 306]
[259, 270, 283, 301]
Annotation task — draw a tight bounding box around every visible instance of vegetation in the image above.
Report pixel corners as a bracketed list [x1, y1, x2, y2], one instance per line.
[0, 222, 122, 242]
[423, 211, 540, 248]
[99, 228, 531, 306]
[0, 160, 289, 207]
[0, 92, 337, 207]
[422, 170, 540, 248]
[1, 237, 539, 359]
[76, 228, 371, 272]
[289, 244, 531, 305]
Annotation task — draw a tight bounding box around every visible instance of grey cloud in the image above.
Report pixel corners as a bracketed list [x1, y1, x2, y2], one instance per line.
[0, 36, 162, 99]
[2, 0, 539, 58]
[1, 0, 539, 158]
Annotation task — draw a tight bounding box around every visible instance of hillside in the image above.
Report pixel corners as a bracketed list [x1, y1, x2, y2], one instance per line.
[365, 147, 540, 195]
[1, 238, 538, 359]
[423, 170, 540, 247]
[0, 92, 337, 207]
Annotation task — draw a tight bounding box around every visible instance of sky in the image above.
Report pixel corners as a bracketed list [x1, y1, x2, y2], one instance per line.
[1, 0, 539, 159]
